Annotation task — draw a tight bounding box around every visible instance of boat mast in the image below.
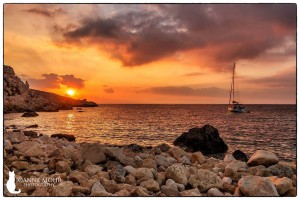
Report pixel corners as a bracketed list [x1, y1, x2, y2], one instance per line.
[232, 62, 235, 103]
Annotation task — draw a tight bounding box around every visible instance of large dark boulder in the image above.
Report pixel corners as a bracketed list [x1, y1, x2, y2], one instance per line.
[51, 133, 76, 142]
[173, 124, 228, 154]
[233, 150, 248, 162]
[21, 111, 39, 117]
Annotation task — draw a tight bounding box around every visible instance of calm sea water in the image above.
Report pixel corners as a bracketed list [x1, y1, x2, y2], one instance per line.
[4, 104, 296, 161]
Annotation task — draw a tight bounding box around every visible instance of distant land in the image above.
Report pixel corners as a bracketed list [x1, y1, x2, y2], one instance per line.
[3, 65, 98, 113]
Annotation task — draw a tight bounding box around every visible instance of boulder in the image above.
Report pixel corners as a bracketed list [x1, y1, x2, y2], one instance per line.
[24, 144, 44, 157]
[108, 163, 126, 183]
[4, 140, 13, 151]
[9, 131, 26, 143]
[134, 168, 154, 181]
[161, 185, 182, 196]
[21, 111, 39, 117]
[91, 181, 112, 196]
[84, 165, 103, 177]
[165, 163, 188, 185]
[55, 160, 71, 173]
[168, 146, 187, 160]
[51, 133, 75, 142]
[207, 187, 224, 196]
[224, 154, 236, 163]
[180, 188, 202, 196]
[268, 176, 293, 195]
[155, 155, 170, 168]
[52, 181, 73, 196]
[283, 187, 296, 197]
[232, 150, 248, 162]
[165, 179, 178, 191]
[143, 158, 157, 170]
[23, 131, 38, 138]
[140, 179, 160, 192]
[80, 143, 106, 163]
[268, 163, 294, 178]
[191, 151, 206, 164]
[72, 186, 90, 195]
[114, 189, 131, 196]
[131, 186, 150, 196]
[188, 169, 222, 192]
[124, 165, 137, 176]
[173, 124, 228, 154]
[247, 150, 279, 167]
[12, 161, 29, 170]
[157, 143, 171, 152]
[238, 176, 279, 196]
[104, 147, 122, 159]
[26, 124, 38, 128]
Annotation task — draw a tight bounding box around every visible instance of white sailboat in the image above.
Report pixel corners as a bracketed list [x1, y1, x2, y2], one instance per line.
[228, 62, 246, 113]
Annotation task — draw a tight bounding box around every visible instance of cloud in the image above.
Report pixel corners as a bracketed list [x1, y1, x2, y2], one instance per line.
[144, 86, 227, 97]
[183, 72, 204, 77]
[24, 7, 65, 17]
[27, 73, 84, 90]
[103, 85, 114, 93]
[53, 4, 296, 68]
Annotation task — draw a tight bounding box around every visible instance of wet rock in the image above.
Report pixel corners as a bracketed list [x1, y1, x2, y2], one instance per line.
[80, 143, 106, 164]
[51, 133, 75, 142]
[84, 165, 103, 177]
[268, 176, 293, 195]
[104, 147, 122, 159]
[21, 111, 39, 117]
[143, 158, 157, 170]
[9, 131, 26, 143]
[173, 124, 228, 154]
[207, 187, 224, 196]
[12, 161, 29, 170]
[157, 143, 171, 152]
[232, 150, 248, 162]
[165, 163, 188, 185]
[238, 176, 279, 196]
[224, 154, 236, 163]
[188, 169, 222, 192]
[168, 146, 187, 160]
[126, 144, 144, 152]
[247, 150, 279, 167]
[180, 188, 202, 196]
[161, 185, 182, 196]
[165, 179, 178, 191]
[140, 179, 160, 192]
[268, 163, 294, 178]
[191, 151, 206, 164]
[26, 124, 38, 128]
[24, 144, 44, 157]
[155, 155, 170, 168]
[52, 181, 73, 196]
[23, 131, 38, 138]
[117, 153, 135, 166]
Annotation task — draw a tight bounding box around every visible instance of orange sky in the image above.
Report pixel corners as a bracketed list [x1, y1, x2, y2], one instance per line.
[4, 4, 296, 104]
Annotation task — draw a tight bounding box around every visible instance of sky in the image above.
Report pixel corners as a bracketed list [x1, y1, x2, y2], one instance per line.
[4, 4, 296, 104]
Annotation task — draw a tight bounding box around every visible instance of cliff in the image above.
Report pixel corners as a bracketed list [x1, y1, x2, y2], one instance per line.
[3, 65, 98, 113]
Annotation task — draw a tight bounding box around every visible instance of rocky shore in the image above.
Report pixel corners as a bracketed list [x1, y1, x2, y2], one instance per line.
[4, 127, 296, 197]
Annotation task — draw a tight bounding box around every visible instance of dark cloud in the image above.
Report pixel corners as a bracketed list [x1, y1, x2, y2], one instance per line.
[24, 7, 65, 17]
[27, 73, 84, 90]
[145, 86, 227, 97]
[55, 4, 296, 67]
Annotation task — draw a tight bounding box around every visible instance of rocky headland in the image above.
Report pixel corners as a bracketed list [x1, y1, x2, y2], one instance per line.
[4, 65, 97, 113]
[4, 125, 296, 197]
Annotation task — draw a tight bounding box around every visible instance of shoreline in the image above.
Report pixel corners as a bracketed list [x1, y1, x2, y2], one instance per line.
[4, 126, 296, 197]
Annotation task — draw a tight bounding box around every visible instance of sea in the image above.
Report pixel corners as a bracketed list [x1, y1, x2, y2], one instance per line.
[4, 104, 296, 161]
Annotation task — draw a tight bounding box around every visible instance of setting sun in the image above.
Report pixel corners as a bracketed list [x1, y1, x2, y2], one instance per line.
[66, 89, 76, 96]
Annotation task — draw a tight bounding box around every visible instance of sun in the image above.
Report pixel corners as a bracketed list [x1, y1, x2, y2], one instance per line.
[66, 89, 76, 96]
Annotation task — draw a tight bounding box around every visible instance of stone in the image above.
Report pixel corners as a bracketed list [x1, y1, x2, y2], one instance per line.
[26, 124, 38, 128]
[117, 153, 135, 166]
[222, 177, 232, 185]
[233, 187, 243, 196]
[167, 146, 187, 160]
[69, 171, 89, 186]
[96, 171, 110, 180]
[165, 179, 178, 191]
[283, 187, 296, 197]
[72, 186, 90, 195]
[176, 183, 185, 192]
[24, 144, 44, 157]
[166, 156, 177, 165]
[104, 147, 122, 159]
[179, 156, 191, 165]
[232, 150, 248, 162]
[188, 169, 222, 192]
[157, 143, 171, 152]
[84, 165, 103, 177]
[278, 161, 296, 174]
[207, 187, 224, 196]
[108, 163, 126, 183]
[173, 124, 228, 154]
[9, 131, 26, 143]
[27, 164, 47, 172]
[221, 183, 236, 194]
[91, 181, 111, 196]
[23, 131, 38, 138]
[21, 111, 39, 117]
[55, 160, 71, 173]
[52, 181, 73, 196]
[181, 188, 202, 196]
[155, 155, 170, 167]
[131, 186, 150, 196]
[99, 178, 119, 193]
[268, 163, 294, 178]
[51, 133, 75, 142]
[156, 172, 166, 186]
[224, 160, 248, 181]
[31, 187, 49, 196]
[80, 143, 106, 163]
[238, 176, 279, 196]
[4, 139, 13, 151]
[126, 144, 144, 152]
[115, 189, 131, 196]
[247, 150, 279, 167]
[224, 154, 236, 163]
[12, 161, 29, 170]
[140, 179, 160, 192]
[142, 158, 157, 170]
[191, 151, 206, 164]
[134, 168, 154, 181]
[124, 165, 136, 175]
[268, 176, 293, 195]
[134, 156, 143, 167]
[165, 163, 188, 185]
[125, 174, 136, 185]
[161, 185, 182, 196]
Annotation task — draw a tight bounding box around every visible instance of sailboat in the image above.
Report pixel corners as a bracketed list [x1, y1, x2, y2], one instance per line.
[228, 62, 246, 113]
